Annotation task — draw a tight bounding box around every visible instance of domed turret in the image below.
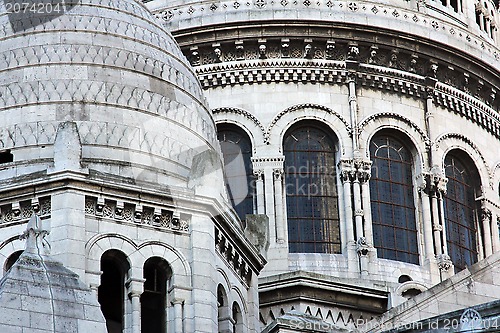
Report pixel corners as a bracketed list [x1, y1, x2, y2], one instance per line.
[0, 0, 223, 196]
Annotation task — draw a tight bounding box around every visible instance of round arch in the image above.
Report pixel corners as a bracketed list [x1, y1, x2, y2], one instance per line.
[86, 234, 192, 289]
[0, 235, 26, 276]
[267, 104, 351, 156]
[359, 113, 428, 173]
[436, 133, 491, 189]
[213, 107, 265, 151]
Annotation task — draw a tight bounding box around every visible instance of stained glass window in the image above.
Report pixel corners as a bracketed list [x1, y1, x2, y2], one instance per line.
[217, 125, 254, 222]
[370, 135, 419, 264]
[284, 123, 340, 254]
[444, 153, 479, 272]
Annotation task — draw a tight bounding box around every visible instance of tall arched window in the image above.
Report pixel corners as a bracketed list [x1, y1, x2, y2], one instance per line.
[369, 134, 419, 264]
[284, 122, 340, 254]
[444, 151, 479, 272]
[217, 125, 254, 222]
[98, 250, 130, 333]
[141, 257, 172, 333]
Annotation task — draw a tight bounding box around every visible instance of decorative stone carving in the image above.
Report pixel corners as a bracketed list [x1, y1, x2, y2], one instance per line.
[0, 197, 51, 225]
[84, 196, 188, 231]
[281, 39, 290, 58]
[326, 40, 335, 60]
[368, 45, 378, 64]
[347, 44, 359, 61]
[436, 254, 453, 271]
[20, 214, 51, 254]
[356, 237, 370, 256]
[215, 227, 252, 286]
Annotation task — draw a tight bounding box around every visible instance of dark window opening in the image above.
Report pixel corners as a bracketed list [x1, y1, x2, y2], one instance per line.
[444, 151, 480, 273]
[99, 250, 129, 333]
[398, 274, 412, 283]
[217, 284, 229, 333]
[217, 125, 254, 224]
[369, 134, 419, 264]
[4, 250, 23, 273]
[141, 257, 171, 333]
[284, 122, 341, 254]
[0, 150, 13, 164]
[402, 288, 422, 298]
[450, 0, 458, 12]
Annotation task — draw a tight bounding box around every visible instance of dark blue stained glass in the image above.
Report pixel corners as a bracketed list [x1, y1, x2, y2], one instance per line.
[217, 125, 254, 223]
[284, 124, 341, 254]
[444, 153, 479, 272]
[370, 135, 419, 264]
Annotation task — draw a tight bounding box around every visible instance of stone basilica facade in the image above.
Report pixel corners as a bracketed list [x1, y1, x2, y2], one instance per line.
[1, 0, 500, 332]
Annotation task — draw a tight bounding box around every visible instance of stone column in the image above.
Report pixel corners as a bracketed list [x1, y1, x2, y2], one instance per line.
[252, 157, 285, 245]
[131, 293, 141, 333]
[431, 193, 443, 256]
[253, 170, 265, 214]
[172, 299, 184, 333]
[127, 277, 144, 333]
[338, 159, 357, 274]
[264, 168, 276, 242]
[493, 215, 500, 253]
[273, 168, 285, 243]
[423, 192, 435, 260]
[352, 178, 363, 240]
[361, 180, 373, 247]
[482, 205, 493, 257]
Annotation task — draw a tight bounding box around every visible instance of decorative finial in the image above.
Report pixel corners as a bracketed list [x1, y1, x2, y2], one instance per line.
[19, 214, 51, 255]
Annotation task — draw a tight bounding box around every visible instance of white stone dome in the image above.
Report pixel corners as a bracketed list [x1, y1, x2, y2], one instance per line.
[0, 0, 223, 193]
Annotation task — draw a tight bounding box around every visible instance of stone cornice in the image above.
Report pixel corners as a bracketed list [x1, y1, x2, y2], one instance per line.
[156, 0, 500, 70]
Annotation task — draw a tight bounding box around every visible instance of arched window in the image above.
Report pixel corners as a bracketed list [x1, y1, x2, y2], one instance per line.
[217, 284, 230, 333]
[217, 125, 254, 222]
[4, 250, 23, 274]
[444, 151, 480, 272]
[141, 257, 172, 333]
[98, 250, 130, 333]
[369, 134, 419, 264]
[284, 122, 340, 254]
[232, 302, 244, 333]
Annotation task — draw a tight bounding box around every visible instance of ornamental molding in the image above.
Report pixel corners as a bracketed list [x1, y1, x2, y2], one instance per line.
[266, 103, 351, 144]
[251, 156, 285, 169]
[84, 196, 189, 232]
[0, 196, 51, 225]
[358, 112, 429, 144]
[215, 227, 252, 287]
[212, 107, 266, 136]
[435, 132, 492, 188]
[159, 0, 499, 63]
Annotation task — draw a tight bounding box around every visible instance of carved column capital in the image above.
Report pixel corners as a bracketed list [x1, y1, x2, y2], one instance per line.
[338, 159, 354, 184]
[273, 168, 284, 180]
[253, 169, 264, 180]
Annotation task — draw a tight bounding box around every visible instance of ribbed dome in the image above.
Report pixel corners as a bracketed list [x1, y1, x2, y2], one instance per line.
[0, 0, 221, 190]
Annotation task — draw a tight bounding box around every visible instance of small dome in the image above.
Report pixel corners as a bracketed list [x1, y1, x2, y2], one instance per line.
[0, 0, 222, 192]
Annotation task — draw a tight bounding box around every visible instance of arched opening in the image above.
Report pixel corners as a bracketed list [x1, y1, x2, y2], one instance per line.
[0, 149, 13, 164]
[369, 131, 419, 264]
[98, 249, 130, 333]
[283, 121, 341, 254]
[217, 124, 254, 224]
[398, 274, 412, 283]
[443, 150, 480, 272]
[232, 302, 244, 333]
[4, 250, 23, 274]
[141, 257, 172, 333]
[217, 284, 230, 333]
